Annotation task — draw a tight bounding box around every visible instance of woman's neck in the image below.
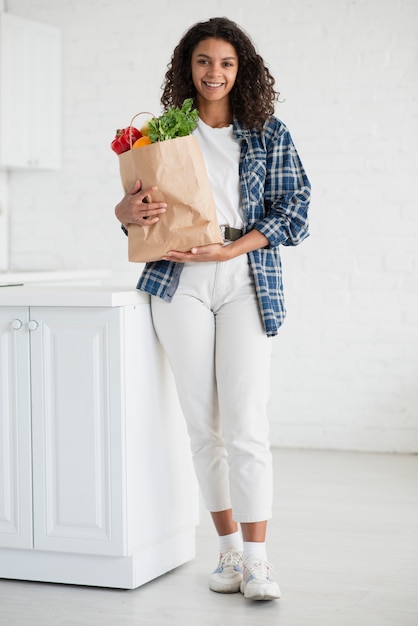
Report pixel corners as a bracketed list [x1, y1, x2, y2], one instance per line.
[197, 101, 232, 128]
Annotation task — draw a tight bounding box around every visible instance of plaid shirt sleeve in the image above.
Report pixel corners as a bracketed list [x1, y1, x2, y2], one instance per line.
[241, 118, 310, 248]
[259, 139, 310, 247]
[236, 117, 311, 336]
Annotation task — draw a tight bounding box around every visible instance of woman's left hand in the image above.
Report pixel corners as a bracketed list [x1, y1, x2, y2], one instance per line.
[161, 231, 269, 263]
[162, 244, 231, 263]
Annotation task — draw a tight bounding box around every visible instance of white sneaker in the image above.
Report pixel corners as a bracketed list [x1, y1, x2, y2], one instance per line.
[240, 558, 281, 600]
[209, 551, 243, 593]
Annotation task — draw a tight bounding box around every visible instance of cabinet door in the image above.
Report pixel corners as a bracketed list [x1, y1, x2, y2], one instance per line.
[29, 306, 125, 556]
[0, 307, 33, 549]
[0, 13, 61, 169]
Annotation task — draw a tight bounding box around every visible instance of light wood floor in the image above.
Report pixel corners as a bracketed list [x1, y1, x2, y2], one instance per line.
[0, 448, 417, 626]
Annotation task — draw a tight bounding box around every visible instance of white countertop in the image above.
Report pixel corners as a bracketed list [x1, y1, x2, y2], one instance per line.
[0, 269, 112, 286]
[0, 284, 150, 307]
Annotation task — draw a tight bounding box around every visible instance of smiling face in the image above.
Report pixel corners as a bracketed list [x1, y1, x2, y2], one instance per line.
[191, 38, 239, 109]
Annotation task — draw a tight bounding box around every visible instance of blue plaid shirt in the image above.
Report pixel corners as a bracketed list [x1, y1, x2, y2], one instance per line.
[136, 116, 310, 336]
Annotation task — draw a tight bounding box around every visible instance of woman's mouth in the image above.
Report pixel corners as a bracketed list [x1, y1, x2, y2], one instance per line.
[203, 81, 223, 88]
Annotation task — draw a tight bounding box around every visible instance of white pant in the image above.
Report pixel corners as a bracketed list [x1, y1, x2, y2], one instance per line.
[151, 254, 273, 523]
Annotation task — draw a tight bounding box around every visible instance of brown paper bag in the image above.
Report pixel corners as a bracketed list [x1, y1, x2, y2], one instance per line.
[118, 134, 223, 262]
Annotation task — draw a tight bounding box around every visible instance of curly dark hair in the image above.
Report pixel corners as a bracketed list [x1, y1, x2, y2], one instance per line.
[161, 17, 279, 130]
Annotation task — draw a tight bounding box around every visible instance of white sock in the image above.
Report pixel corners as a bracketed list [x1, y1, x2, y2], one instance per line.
[218, 531, 243, 554]
[243, 541, 268, 563]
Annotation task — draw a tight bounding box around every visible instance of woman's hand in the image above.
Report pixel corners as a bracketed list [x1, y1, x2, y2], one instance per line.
[162, 244, 231, 263]
[115, 180, 167, 227]
[162, 229, 270, 263]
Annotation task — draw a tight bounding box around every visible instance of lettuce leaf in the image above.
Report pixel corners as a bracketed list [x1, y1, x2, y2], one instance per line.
[147, 98, 199, 142]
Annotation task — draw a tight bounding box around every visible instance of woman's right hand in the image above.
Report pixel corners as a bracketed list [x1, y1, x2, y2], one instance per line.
[115, 180, 167, 227]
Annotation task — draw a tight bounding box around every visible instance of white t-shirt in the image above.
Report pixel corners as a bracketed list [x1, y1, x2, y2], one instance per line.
[193, 118, 243, 229]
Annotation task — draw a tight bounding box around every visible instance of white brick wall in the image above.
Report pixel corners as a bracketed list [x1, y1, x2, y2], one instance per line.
[3, 0, 418, 452]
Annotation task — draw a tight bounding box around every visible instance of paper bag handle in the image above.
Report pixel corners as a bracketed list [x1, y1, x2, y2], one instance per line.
[128, 111, 156, 149]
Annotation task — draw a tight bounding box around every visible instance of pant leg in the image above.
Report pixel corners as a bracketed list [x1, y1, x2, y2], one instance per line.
[212, 256, 273, 522]
[151, 262, 232, 512]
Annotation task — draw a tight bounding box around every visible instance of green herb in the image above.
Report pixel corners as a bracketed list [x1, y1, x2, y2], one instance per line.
[147, 98, 199, 142]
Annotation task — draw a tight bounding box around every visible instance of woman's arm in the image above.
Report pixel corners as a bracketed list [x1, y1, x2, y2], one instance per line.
[254, 124, 310, 248]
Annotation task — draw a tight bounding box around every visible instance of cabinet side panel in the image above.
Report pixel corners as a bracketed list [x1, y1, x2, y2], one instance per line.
[31, 307, 124, 556]
[123, 304, 199, 554]
[0, 306, 33, 548]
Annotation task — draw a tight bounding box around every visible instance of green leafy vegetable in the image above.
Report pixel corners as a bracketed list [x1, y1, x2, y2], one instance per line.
[147, 98, 199, 143]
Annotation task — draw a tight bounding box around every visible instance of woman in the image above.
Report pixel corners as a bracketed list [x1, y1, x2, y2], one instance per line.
[115, 16, 310, 601]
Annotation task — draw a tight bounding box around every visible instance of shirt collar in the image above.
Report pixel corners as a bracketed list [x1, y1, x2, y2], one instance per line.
[232, 119, 252, 140]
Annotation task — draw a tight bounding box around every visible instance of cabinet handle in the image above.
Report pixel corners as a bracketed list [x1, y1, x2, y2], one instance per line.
[28, 320, 39, 331]
[11, 319, 23, 330]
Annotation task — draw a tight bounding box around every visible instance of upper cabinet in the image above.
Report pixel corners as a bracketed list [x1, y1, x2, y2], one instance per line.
[0, 12, 61, 169]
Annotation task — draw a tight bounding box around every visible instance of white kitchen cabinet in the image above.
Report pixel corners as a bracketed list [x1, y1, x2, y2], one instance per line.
[0, 286, 199, 588]
[0, 12, 61, 169]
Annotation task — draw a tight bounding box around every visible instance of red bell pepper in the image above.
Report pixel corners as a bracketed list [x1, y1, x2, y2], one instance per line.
[111, 126, 142, 155]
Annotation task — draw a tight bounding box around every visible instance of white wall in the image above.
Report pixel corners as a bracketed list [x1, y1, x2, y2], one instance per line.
[3, 0, 418, 453]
